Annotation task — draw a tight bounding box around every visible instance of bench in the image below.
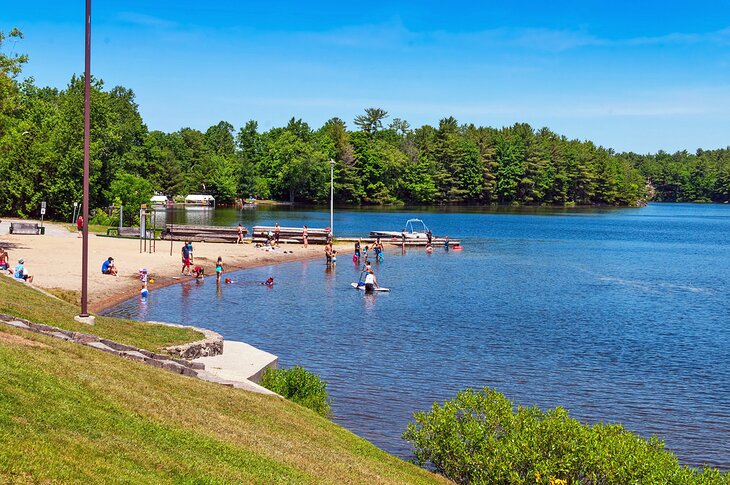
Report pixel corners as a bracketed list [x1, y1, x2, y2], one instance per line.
[9, 222, 42, 235]
[106, 227, 141, 237]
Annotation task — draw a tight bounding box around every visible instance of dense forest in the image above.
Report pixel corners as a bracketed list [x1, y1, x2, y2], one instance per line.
[1, 30, 728, 221]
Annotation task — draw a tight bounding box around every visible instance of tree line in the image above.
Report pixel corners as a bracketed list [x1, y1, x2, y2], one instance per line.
[2, 30, 728, 222]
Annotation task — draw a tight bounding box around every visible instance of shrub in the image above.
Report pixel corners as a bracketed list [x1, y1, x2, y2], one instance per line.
[403, 387, 728, 484]
[260, 366, 332, 418]
[89, 208, 115, 226]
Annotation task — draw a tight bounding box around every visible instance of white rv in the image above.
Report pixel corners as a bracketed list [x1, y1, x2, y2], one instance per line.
[184, 194, 215, 209]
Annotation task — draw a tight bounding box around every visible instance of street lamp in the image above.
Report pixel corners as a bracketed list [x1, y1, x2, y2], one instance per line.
[76, 0, 93, 324]
[329, 158, 335, 238]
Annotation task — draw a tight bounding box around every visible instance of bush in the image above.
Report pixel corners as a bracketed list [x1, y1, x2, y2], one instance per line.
[89, 208, 116, 226]
[260, 366, 332, 418]
[403, 387, 728, 484]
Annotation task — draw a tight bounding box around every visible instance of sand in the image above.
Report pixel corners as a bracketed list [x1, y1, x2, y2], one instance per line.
[0, 220, 348, 313]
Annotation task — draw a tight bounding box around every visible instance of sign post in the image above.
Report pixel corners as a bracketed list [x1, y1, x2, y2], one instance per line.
[40, 201, 46, 232]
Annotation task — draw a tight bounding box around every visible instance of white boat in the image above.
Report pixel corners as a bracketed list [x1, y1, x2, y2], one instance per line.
[184, 194, 215, 209]
[370, 218, 431, 239]
[150, 195, 169, 209]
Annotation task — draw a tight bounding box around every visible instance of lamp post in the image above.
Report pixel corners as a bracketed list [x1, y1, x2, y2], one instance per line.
[76, 0, 93, 324]
[329, 159, 335, 238]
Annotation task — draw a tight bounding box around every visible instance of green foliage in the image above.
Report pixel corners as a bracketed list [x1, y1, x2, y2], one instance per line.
[260, 366, 332, 418]
[354, 107, 389, 134]
[88, 208, 115, 226]
[11, 28, 727, 215]
[108, 173, 154, 225]
[627, 149, 730, 203]
[404, 387, 728, 485]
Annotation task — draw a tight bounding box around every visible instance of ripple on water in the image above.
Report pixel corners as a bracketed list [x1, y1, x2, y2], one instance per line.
[104, 204, 730, 470]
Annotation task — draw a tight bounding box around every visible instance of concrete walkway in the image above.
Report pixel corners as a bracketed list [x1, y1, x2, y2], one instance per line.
[194, 340, 279, 389]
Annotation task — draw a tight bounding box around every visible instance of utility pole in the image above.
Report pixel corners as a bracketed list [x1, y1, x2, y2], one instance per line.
[77, 0, 94, 324]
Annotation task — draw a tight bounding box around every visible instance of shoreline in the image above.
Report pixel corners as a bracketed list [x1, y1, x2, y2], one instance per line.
[91, 247, 339, 314]
[0, 220, 350, 316]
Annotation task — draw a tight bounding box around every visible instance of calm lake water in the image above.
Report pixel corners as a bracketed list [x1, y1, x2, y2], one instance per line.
[106, 203, 730, 470]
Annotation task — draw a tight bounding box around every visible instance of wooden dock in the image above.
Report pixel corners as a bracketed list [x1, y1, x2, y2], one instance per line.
[251, 226, 330, 245]
[164, 224, 248, 243]
[337, 237, 459, 247]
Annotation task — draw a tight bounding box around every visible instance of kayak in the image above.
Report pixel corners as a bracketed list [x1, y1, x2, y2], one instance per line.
[351, 282, 390, 292]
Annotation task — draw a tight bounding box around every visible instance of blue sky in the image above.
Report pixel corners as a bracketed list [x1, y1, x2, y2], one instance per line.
[3, 1, 730, 153]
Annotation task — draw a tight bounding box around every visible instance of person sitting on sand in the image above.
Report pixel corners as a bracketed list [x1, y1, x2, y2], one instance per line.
[14, 259, 33, 283]
[101, 257, 118, 276]
[0, 246, 10, 273]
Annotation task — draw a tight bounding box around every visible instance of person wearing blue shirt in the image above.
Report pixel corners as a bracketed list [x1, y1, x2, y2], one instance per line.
[101, 257, 118, 276]
[14, 259, 33, 283]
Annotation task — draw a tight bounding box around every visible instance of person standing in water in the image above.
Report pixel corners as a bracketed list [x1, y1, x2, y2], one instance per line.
[374, 237, 384, 262]
[354, 239, 361, 260]
[181, 242, 192, 276]
[215, 256, 223, 284]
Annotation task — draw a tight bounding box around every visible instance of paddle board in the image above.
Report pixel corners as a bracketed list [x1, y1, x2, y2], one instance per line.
[351, 282, 390, 292]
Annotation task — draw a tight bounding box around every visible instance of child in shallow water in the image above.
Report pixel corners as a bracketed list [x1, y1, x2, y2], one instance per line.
[215, 257, 223, 283]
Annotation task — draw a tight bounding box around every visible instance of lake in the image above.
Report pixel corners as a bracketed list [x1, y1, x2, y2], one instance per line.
[105, 203, 730, 470]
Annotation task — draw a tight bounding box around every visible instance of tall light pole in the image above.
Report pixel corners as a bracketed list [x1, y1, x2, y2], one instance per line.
[329, 158, 335, 238]
[78, 0, 92, 323]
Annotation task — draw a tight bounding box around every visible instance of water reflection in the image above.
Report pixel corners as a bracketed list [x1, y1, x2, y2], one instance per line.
[104, 204, 730, 470]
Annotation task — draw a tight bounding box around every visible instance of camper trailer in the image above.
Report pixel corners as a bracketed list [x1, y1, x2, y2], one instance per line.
[184, 194, 215, 209]
[150, 195, 169, 209]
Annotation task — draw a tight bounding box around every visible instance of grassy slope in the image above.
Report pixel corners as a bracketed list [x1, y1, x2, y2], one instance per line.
[0, 327, 443, 483]
[0, 276, 202, 352]
[0, 273, 443, 483]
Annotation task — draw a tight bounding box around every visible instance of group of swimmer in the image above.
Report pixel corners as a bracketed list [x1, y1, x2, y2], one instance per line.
[352, 239, 385, 293]
[353, 238, 385, 263]
[140, 242, 274, 299]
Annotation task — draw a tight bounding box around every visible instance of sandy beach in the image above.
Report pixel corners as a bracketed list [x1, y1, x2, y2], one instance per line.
[0, 219, 347, 313]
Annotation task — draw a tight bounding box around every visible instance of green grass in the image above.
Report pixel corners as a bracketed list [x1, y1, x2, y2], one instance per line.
[0, 323, 443, 483]
[62, 223, 110, 234]
[0, 276, 202, 353]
